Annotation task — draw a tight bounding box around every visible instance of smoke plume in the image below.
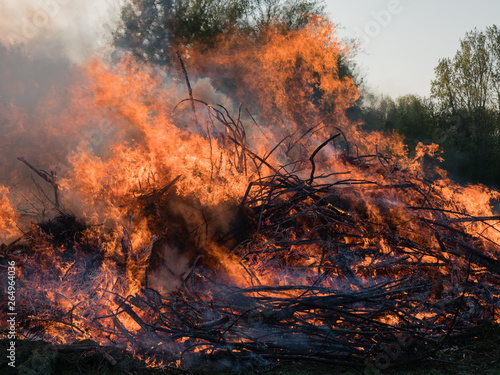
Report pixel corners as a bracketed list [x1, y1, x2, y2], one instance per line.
[0, 0, 123, 61]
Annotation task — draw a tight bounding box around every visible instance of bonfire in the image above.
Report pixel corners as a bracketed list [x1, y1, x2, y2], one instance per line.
[1, 17, 500, 372]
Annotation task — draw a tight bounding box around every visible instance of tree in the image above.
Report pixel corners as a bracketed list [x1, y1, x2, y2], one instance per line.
[385, 95, 436, 144]
[430, 26, 500, 185]
[431, 26, 500, 113]
[358, 94, 437, 146]
[113, 0, 326, 66]
[487, 25, 500, 112]
[247, 0, 326, 31]
[114, 0, 178, 65]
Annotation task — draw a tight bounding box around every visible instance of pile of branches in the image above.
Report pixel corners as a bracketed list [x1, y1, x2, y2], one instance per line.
[3, 104, 500, 371]
[128, 155, 500, 369]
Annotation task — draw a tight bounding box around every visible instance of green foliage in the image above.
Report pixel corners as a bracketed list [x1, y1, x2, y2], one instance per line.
[248, 0, 326, 31]
[114, 0, 177, 65]
[175, 0, 250, 46]
[431, 26, 500, 112]
[430, 26, 500, 186]
[359, 25, 500, 188]
[113, 0, 326, 66]
[360, 94, 436, 145]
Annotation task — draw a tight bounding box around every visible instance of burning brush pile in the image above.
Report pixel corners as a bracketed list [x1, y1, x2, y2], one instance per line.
[2, 17, 500, 372]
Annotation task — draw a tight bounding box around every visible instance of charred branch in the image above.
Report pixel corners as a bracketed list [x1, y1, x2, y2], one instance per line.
[18, 156, 60, 209]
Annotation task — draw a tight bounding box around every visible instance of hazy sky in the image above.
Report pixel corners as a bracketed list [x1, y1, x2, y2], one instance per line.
[325, 0, 500, 98]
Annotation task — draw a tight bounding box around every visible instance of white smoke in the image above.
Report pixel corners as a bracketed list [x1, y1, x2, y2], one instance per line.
[0, 0, 124, 61]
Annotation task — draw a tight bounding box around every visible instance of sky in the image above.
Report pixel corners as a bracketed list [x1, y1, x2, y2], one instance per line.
[325, 0, 500, 98]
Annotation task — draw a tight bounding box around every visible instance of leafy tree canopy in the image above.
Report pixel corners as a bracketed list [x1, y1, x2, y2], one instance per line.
[431, 25, 500, 113]
[113, 0, 326, 66]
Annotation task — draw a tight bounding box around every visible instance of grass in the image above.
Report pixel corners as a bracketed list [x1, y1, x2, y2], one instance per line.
[1, 321, 500, 374]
